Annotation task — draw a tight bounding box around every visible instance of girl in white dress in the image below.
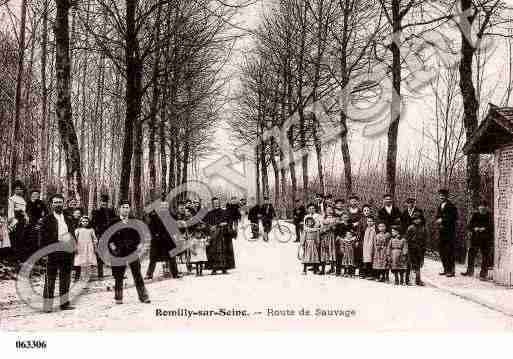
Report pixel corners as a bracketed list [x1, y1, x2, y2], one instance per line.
[189, 226, 209, 276]
[74, 216, 97, 282]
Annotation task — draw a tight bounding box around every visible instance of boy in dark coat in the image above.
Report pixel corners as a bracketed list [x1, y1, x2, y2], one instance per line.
[405, 210, 427, 286]
[108, 200, 150, 304]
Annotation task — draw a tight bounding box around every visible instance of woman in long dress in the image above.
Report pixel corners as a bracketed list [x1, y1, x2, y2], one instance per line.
[205, 198, 236, 275]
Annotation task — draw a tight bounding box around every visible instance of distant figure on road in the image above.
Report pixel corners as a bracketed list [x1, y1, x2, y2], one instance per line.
[248, 198, 260, 239]
[292, 198, 306, 243]
[260, 196, 275, 242]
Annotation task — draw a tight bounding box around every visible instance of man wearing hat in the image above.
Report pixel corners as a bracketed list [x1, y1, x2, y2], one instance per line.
[377, 194, 402, 230]
[435, 189, 458, 277]
[401, 197, 424, 232]
[91, 194, 116, 280]
[462, 200, 492, 280]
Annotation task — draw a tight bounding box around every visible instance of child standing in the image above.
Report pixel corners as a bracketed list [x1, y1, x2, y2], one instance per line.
[319, 206, 337, 275]
[388, 225, 408, 285]
[406, 211, 427, 286]
[340, 230, 356, 277]
[74, 216, 98, 282]
[334, 211, 350, 276]
[0, 208, 10, 249]
[189, 225, 209, 276]
[362, 217, 376, 279]
[373, 222, 390, 282]
[300, 216, 320, 275]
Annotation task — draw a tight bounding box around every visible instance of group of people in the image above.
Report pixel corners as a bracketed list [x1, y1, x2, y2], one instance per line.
[1, 180, 494, 311]
[293, 189, 493, 285]
[1, 180, 240, 312]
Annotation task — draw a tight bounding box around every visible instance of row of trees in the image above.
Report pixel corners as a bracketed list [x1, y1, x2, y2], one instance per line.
[230, 0, 512, 214]
[1, 0, 248, 214]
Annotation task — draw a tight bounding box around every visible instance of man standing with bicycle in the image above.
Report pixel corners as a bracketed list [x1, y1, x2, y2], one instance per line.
[260, 196, 275, 242]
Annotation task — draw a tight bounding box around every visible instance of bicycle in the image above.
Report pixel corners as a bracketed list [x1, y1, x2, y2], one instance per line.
[239, 220, 294, 243]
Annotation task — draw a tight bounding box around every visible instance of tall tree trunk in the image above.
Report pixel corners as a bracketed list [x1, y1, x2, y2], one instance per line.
[9, 0, 27, 193]
[40, 0, 49, 199]
[386, 0, 402, 198]
[279, 149, 287, 199]
[255, 144, 261, 204]
[270, 139, 280, 207]
[168, 128, 176, 190]
[147, 4, 163, 201]
[287, 127, 297, 202]
[175, 140, 181, 187]
[459, 0, 481, 212]
[54, 0, 83, 201]
[340, 111, 352, 195]
[119, 0, 141, 202]
[313, 118, 324, 196]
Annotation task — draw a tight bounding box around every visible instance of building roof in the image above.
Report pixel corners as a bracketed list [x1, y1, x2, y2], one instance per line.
[463, 105, 513, 154]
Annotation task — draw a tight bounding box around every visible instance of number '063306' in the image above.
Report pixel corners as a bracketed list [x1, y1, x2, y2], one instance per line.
[16, 340, 47, 349]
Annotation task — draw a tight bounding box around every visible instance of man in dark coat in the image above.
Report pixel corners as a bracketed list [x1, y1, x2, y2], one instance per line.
[348, 195, 362, 276]
[225, 196, 241, 233]
[25, 189, 48, 260]
[377, 194, 402, 230]
[400, 197, 425, 232]
[40, 193, 76, 312]
[260, 196, 275, 242]
[462, 200, 492, 280]
[108, 200, 150, 304]
[91, 194, 116, 280]
[435, 189, 458, 277]
[145, 198, 179, 280]
[248, 197, 260, 239]
[292, 198, 306, 243]
[205, 197, 235, 274]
